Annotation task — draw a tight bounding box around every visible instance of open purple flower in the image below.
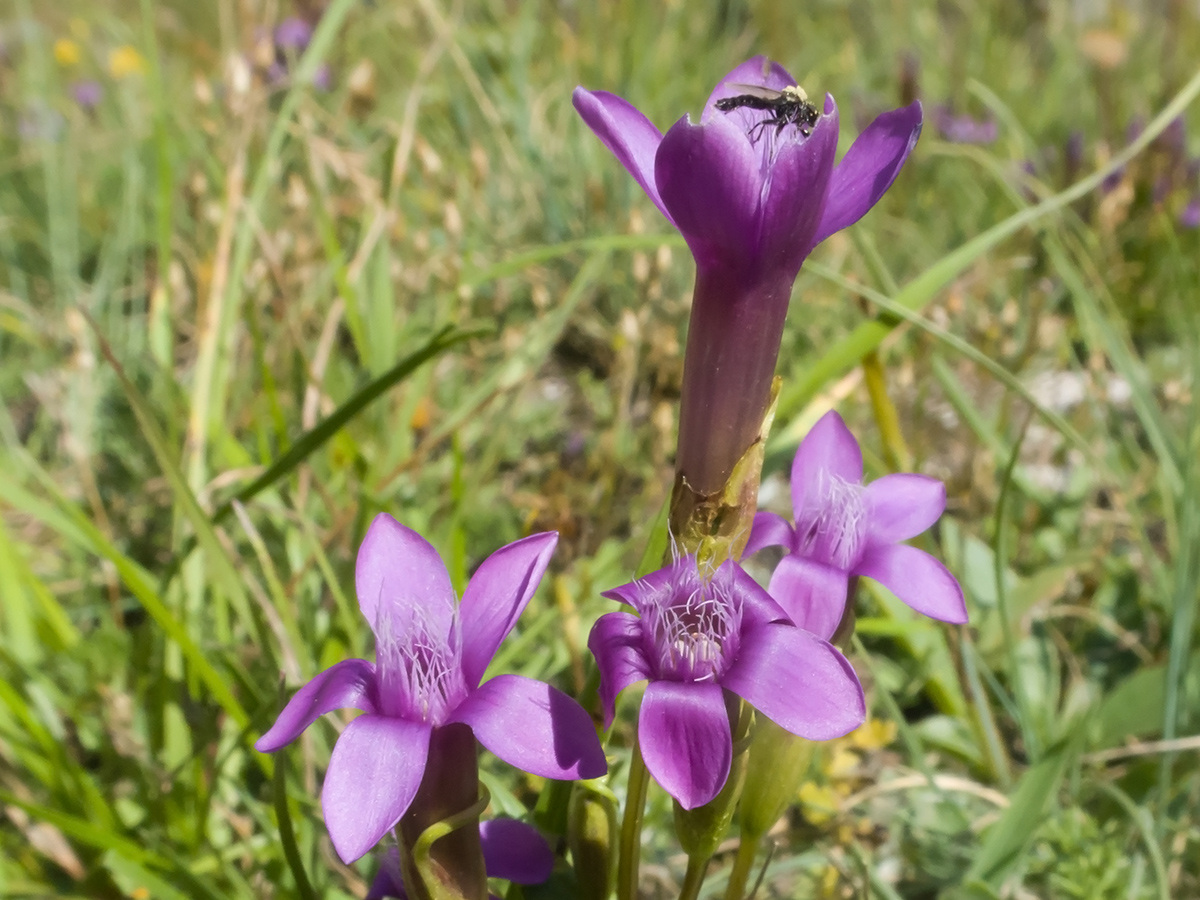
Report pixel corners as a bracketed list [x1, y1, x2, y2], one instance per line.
[367, 817, 554, 899]
[574, 58, 922, 496]
[746, 410, 967, 638]
[256, 514, 606, 863]
[589, 555, 863, 809]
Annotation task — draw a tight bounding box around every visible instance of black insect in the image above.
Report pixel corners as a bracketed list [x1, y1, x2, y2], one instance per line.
[714, 84, 820, 140]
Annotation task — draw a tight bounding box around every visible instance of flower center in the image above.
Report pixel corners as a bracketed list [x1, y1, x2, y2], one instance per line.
[643, 572, 741, 682]
[796, 471, 869, 571]
[374, 599, 468, 724]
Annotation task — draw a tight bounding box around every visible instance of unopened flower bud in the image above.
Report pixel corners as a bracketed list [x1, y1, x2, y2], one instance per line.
[738, 717, 814, 839]
[567, 781, 617, 900]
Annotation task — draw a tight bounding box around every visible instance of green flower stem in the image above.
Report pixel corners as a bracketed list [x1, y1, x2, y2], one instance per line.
[397, 785, 491, 900]
[616, 737, 651, 900]
[678, 853, 710, 900]
[723, 836, 759, 900]
[414, 787, 491, 894]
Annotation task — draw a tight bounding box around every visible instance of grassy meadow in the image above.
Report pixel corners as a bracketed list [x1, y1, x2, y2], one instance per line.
[1, 0, 1199, 897]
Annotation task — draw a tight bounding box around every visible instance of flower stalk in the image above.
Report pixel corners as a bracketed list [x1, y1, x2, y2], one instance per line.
[396, 724, 487, 900]
[668, 380, 780, 561]
[615, 738, 651, 900]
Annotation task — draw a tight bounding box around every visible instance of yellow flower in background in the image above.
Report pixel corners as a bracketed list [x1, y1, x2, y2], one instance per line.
[797, 781, 838, 825]
[108, 45, 146, 79]
[54, 39, 81, 67]
[849, 717, 897, 751]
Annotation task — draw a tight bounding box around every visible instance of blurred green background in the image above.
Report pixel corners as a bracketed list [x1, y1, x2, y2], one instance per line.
[1, 0, 1198, 897]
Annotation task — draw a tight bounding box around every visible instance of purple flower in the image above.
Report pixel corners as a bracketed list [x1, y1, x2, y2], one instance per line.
[589, 555, 864, 809]
[367, 818, 553, 899]
[933, 106, 998, 144]
[274, 17, 313, 53]
[71, 80, 103, 111]
[1181, 195, 1200, 229]
[574, 58, 922, 496]
[746, 411, 967, 636]
[256, 514, 606, 863]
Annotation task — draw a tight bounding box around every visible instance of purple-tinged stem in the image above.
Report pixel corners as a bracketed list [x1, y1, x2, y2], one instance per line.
[398, 724, 487, 900]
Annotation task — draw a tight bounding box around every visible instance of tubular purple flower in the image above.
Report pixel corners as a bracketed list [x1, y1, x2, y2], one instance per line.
[589, 555, 864, 809]
[746, 410, 967, 635]
[366, 818, 554, 899]
[256, 514, 606, 864]
[574, 58, 922, 497]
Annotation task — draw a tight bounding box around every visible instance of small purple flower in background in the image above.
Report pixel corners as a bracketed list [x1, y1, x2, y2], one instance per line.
[71, 80, 103, 111]
[1181, 195, 1200, 229]
[256, 514, 606, 862]
[274, 17, 313, 54]
[746, 411, 967, 637]
[933, 105, 998, 145]
[574, 58, 922, 497]
[589, 555, 863, 809]
[367, 818, 553, 899]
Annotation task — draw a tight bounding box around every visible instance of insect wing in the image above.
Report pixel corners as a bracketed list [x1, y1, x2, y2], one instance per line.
[721, 83, 785, 100]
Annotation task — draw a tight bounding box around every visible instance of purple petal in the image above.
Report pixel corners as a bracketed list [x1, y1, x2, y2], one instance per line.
[810, 100, 923, 249]
[656, 114, 765, 270]
[791, 410, 863, 518]
[638, 680, 731, 810]
[723, 624, 864, 739]
[744, 511, 795, 556]
[355, 514, 456, 641]
[865, 473, 946, 545]
[601, 556, 695, 613]
[450, 674, 606, 780]
[758, 98, 839, 274]
[366, 849, 405, 900]
[855, 543, 967, 623]
[723, 559, 791, 629]
[255, 658, 378, 752]
[766, 556, 849, 640]
[702, 55, 797, 120]
[479, 818, 554, 884]
[459, 532, 558, 686]
[322, 715, 431, 863]
[587, 612, 651, 728]
[572, 88, 674, 226]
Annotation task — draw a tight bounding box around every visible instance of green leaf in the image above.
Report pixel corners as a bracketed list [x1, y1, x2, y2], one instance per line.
[963, 740, 1071, 887]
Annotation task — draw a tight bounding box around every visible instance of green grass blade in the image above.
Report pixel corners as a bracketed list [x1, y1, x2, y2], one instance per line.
[963, 739, 1071, 888]
[273, 753, 319, 900]
[209, 323, 487, 526]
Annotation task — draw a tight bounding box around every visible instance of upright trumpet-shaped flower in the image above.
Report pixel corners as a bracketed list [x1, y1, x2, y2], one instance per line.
[746, 410, 968, 638]
[574, 58, 923, 497]
[588, 556, 863, 809]
[256, 514, 606, 863]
